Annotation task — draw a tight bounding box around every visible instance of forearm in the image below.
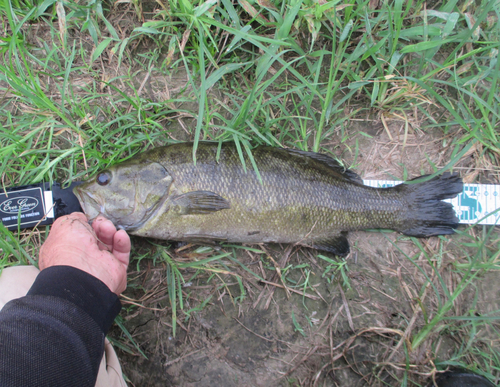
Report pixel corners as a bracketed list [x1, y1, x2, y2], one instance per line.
[0, 266, 121, 387]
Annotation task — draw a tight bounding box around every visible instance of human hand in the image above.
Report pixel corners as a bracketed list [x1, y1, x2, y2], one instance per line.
[39, 212, 131, 295]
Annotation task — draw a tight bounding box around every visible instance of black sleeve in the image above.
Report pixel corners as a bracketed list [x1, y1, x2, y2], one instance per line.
[0, 265, 122, 387]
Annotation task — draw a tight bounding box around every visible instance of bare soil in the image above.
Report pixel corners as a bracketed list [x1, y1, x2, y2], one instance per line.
[114, 228, 497, 386]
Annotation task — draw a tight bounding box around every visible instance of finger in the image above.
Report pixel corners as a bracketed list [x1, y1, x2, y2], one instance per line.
[52, 212, 85, 229]
[51, 213, 94, 238]
[68, 212, 89, 222]
[93, 216, 116, 251]
[112, 229, 131, 266]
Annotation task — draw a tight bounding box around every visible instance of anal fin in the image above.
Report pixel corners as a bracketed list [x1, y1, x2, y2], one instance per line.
[309, 234, 350, 256]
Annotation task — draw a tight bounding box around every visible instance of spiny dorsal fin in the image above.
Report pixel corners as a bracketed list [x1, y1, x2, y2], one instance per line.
[283, 149, 363, 185]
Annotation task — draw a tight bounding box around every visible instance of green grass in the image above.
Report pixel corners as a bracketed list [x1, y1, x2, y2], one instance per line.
[0, 0, 499, 385]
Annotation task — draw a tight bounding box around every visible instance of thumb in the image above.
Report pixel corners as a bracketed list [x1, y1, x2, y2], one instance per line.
[112, 229, 131, 267]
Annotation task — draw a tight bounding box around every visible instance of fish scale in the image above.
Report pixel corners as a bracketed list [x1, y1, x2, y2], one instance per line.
[74, 142, 463, 255]
[143, 146, 399, 238]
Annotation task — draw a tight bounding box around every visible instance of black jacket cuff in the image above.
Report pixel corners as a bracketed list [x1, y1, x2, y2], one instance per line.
[27, 266, 121, 334]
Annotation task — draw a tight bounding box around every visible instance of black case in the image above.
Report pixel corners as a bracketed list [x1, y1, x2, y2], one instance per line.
[0, 182, 82, 231]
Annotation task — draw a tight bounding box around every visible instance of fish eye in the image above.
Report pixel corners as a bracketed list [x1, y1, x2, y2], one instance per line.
[96, 171, 111, 186]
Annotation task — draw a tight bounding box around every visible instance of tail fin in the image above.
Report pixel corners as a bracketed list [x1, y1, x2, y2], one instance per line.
[396, 173, 463, 237]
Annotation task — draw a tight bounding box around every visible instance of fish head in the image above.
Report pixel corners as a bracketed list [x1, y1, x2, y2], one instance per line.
[73, 161, 172, 230]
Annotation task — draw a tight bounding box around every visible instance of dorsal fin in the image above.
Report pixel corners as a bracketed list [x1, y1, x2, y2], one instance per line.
[283, 149, 363, 184]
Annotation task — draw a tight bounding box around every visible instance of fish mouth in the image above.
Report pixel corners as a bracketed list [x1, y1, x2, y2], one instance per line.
[73, 186, 105, 222]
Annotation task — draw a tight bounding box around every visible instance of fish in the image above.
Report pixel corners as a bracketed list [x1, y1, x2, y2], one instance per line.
[73, 142, 463, 256]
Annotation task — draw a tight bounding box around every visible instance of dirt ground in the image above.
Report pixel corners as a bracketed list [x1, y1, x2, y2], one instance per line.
[114, 231, 497, 386]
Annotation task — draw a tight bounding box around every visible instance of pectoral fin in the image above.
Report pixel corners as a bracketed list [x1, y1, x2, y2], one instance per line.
[172, 191, 230, 215]
[309, 234, 350, 256]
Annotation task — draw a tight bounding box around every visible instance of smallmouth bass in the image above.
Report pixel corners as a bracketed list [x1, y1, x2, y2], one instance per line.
[74, 142, 463, 255]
